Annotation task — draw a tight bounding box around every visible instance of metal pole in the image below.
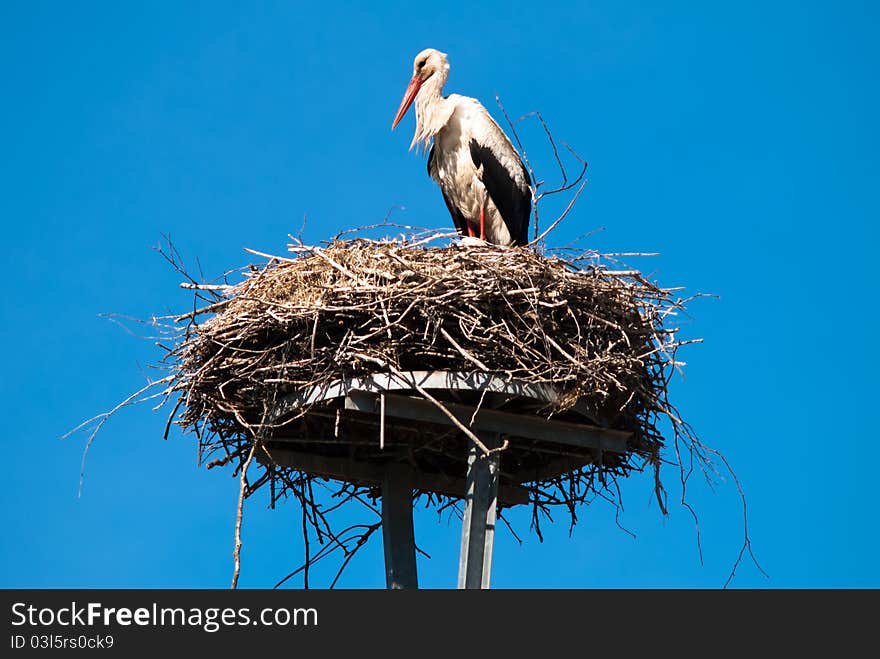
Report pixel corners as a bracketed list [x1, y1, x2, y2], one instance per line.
[381, 463, 419, 589]
[458, 433, 501, 589]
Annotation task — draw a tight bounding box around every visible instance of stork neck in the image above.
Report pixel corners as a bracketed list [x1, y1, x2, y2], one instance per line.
[416, 73, 444, 110]
[411, 71, 450, 151]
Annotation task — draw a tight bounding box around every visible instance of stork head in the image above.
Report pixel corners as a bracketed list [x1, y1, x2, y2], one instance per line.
[391, 48, 449, 130]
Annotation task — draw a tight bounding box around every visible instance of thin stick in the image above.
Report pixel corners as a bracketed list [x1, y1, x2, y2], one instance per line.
[530, 180, 588, 245]
[63, 376, 174, 497]
[387, 365, 493, 456]
[231, 440, 257, 589]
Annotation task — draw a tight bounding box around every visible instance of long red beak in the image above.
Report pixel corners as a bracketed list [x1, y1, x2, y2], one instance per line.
[391, 76, 422, 130]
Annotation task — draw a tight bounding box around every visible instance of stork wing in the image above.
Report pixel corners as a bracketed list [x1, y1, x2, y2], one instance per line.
[428, 144, 470, 238]
[468, 129, 532, 246]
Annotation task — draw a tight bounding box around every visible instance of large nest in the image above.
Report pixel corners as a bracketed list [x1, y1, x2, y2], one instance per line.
[165, 233, 699, 527]
[67, 230, 718, 586]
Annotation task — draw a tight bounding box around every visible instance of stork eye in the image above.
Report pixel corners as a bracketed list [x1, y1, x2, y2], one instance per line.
[417, 60, 425, 69]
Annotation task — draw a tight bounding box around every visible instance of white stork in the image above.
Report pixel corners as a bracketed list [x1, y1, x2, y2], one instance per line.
[391, 48, 532, 247]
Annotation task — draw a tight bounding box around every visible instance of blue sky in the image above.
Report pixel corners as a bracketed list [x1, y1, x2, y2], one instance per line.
[1, 0, 877, 588]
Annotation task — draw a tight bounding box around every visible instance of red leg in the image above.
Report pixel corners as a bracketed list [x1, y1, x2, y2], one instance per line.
[467, 223, 476, 238]
[479, 199, 486, 240]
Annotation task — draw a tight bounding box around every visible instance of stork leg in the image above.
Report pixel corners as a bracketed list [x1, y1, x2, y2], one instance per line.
[479, 198, 487, 241]
[467, 223, 476, 238]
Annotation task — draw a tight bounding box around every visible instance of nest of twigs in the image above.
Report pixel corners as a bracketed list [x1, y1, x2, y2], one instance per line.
[166, 232, 700, 523]
[69, 229, 730, 587]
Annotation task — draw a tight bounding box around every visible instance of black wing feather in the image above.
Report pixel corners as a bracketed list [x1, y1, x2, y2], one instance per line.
[428, 144, 469, 238]
[469, 139, 531, 245]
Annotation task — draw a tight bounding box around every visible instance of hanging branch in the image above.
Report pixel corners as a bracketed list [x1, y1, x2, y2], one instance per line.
[231, 440, 257, 589]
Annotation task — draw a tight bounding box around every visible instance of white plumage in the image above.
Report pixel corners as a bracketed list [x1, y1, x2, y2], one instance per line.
[392, 48, 531, 247]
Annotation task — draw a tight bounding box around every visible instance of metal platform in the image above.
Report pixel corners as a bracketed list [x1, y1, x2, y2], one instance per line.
[260, 370, 632, 589]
